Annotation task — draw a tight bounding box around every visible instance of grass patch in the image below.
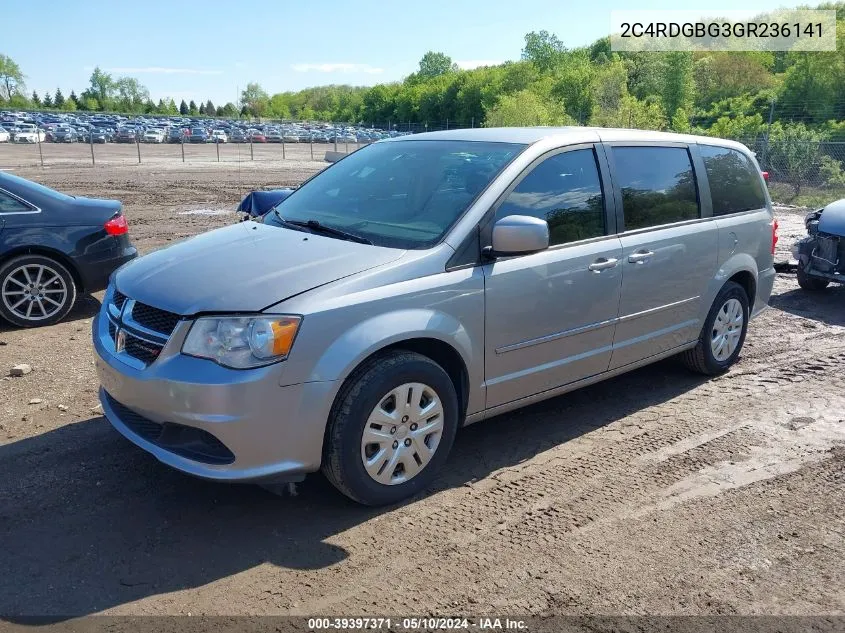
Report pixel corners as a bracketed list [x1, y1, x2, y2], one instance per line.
[767, 183, 845, 208]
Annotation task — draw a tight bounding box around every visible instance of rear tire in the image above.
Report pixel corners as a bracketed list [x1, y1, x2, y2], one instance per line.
[797, 265, 830, 291]
[682, 281, 749, 376]
[0, 255, 77, 328]
[322, 350, 459, 506]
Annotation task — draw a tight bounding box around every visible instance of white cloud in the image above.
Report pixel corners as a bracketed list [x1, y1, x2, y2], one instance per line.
[454, 59, 504, 70]
[103, 67, 223, 75]
[291, 63, 384, 75]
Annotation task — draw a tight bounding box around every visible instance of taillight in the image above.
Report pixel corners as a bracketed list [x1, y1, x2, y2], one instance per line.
[761, 171, 769, 182]
[104, 213, 128, 236]
[771, 219, 779, 254]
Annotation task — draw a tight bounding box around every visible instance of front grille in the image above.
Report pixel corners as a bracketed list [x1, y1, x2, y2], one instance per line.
[112, 290, 127, 310]
[105, 393, 235, 465]
[108, 321, 116, 340]
[131, 302, 181, 335]
[124, 335, 164, 365]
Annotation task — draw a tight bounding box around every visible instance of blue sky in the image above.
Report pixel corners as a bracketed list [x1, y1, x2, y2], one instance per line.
[5, 0, 800, 105]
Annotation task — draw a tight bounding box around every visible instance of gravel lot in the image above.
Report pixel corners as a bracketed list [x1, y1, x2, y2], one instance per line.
[0, 144, 843, 618]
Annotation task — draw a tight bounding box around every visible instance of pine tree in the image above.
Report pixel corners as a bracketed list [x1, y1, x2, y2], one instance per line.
[179, 99, 188, 115]
[157, 98, 166, 113]
[43, 93, 53, 108]
[69, 90, 79, 107]
[31, 91, 41, 106]
[189, 100, 198, 114]
[54, 88, 65, 108]
[199, 102, 206, 115]
[206, 100, 216, 117]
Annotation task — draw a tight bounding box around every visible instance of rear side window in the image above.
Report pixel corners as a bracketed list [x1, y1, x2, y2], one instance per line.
[0, 190, 33, 213]
[496, 148, 606, 245]
[612, 146, 699, 231]
[700, 145, 767, 215]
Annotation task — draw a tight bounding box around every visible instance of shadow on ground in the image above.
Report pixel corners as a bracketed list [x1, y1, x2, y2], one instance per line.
[0, 358, 706, 617]
[0, 294, 101, 333]
[769, 281, 845, 327]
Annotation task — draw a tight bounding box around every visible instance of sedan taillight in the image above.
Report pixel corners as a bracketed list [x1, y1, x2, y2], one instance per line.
[105, 214, 128, 236]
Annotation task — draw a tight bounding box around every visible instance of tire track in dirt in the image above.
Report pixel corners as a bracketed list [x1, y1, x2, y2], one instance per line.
[296, 345, 845, 614]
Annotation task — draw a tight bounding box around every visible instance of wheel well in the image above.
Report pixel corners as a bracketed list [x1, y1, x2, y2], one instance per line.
[728, 270, 756, 309]
[0, 247, 84, 292]
[382, 338, 469, 421]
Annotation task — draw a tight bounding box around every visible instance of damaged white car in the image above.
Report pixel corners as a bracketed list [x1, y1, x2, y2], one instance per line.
[793, 198, 845, 290]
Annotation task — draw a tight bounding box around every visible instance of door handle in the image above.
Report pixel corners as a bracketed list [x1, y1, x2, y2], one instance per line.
[588, 257, 619, 272]
[628, 250, 654, 264]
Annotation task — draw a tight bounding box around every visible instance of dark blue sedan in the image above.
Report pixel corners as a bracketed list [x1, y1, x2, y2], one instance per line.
[0, 172, 137, 327]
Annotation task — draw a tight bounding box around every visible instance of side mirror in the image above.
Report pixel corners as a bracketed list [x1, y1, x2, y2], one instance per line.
[488, 215, 549, 257]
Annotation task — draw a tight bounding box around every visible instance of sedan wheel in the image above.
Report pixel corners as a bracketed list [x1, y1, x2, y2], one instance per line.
[0, 255, 77, 327]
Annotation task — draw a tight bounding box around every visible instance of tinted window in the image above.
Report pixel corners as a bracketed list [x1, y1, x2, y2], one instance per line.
[612, 147, 699, 231]
[496, 149, 605, 245]
[700, 145, 767, 215]
[0, 191, 33, 213]
[265, 140, 524, 249]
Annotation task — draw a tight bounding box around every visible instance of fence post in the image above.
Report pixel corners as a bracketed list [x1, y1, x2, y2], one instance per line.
[345, 140, 349, 153]
[310, 138, 314, 160]
[282, 139, 286, 159]
[216, 139, 220, 162]
[471, 117, 474, 129]
[446, 118, 449, 130]
[90, 131, 95, 166]
[136, 134, 141, 164]
[761, 98, 775, 169]
[37, 129, 44, 168]
[333, 134, 338, 152]
[250, 138, 254, 161]
[181, 134, 185, 163]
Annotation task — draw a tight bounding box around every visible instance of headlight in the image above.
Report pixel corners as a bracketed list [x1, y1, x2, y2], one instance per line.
[182, 315, 301, 369]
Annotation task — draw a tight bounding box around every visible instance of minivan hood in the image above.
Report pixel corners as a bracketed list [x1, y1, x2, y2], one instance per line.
[114, 221, 405, 314]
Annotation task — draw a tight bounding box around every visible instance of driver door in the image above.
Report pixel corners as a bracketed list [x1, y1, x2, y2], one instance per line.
[483, 145, 623, 409]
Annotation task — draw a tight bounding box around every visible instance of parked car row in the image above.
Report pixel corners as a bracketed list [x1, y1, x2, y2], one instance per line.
[0, 109, 410, 148]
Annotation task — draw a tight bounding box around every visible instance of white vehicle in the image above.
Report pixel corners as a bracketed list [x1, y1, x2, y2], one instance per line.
[142, 130, 164, 143]
[14, 124, 44, 144]
[211, 130, 228, 143]
[0, 127, 9, 143]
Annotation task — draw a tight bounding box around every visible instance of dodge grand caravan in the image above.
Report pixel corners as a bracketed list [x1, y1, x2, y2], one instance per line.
[93, 127, 777, 505]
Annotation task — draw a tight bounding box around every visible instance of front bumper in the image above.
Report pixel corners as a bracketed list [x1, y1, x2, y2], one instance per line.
[93, 309, 336, 482]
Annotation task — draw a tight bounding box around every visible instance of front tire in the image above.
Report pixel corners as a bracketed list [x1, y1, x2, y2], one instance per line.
[797, 265, 830, 291]
[682, 281, 749, 376]
[0, 255, 77, 327]
[322, 350, 459, 506]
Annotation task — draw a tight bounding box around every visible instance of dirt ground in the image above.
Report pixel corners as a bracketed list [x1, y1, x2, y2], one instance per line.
[0, 145, 843, 618]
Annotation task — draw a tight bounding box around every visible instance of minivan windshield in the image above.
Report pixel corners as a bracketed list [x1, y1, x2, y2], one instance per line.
[264, 139, 525, 249]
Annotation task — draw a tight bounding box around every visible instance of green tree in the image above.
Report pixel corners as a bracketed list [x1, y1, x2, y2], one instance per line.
[485, 89, 573, 127]
[417, 51, 456, 79]
[660, 52, 695, 120]
[63, 97, 77, 112]
[521, 30, 566, 72]
[592, 94, 666, 130]
[42, 92, 53, 108]
[767, 122, 826, 195]
[199, 102, 206, 115]
[0, 54, 25, 100]
[31, 90, 40, 107]
[54, 88, 65, 108]
[240, 82, 269, 118]
[114, 77, 149, 112]
[189, 100, 198, 115]
[89, 66, 115, 107]
[553, 50, 595, 124]
[219, 102, 237, 118]
[206, 100, 216, 117]
[69, 90, 79, 107]
[179, 99, 188, 115]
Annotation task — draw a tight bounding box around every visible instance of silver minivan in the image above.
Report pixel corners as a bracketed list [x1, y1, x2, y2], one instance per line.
[93, 127, 777, 505]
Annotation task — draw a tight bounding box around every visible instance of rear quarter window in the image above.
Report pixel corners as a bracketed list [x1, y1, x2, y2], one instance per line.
[699, 145, 767, 215]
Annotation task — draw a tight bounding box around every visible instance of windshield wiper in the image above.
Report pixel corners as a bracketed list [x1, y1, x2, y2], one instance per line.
[284, 218, 372, 245]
